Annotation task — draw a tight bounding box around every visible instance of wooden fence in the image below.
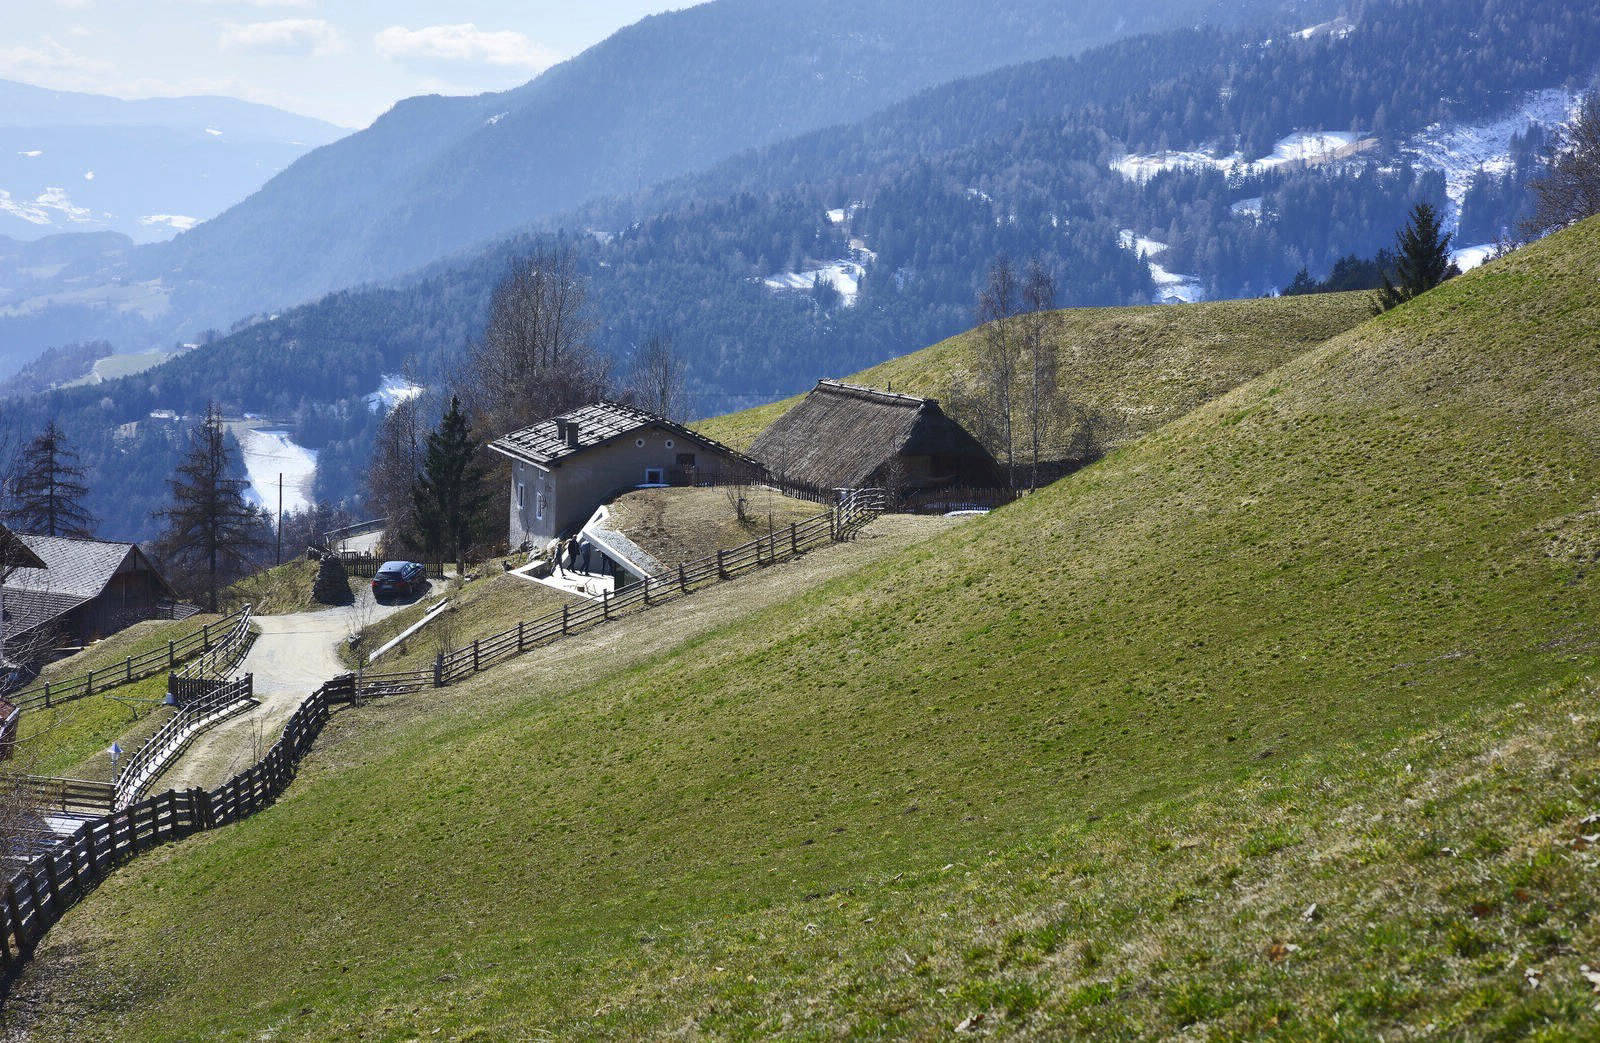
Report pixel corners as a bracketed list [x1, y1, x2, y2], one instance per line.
[337, 557, 447, 580]
[0, 672, 341, 979]
[4, 775, 113, 817]
[0, 492, 887, 986]
[167, 607, 254, 690]
[350, 492, 884, 700]
[114, 674, 256, 808]
[4, 607, 250, 711]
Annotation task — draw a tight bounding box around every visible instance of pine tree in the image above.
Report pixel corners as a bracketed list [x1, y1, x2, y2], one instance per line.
[412, 397, 492, 574]
[5, 420, 96, 538]
[158, 404, 268, 612]
[1373, 202, 1457, 313]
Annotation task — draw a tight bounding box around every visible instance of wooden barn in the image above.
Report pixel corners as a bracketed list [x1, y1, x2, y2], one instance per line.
[748, 380, 1001, 493]
[0, 534, 177, 657]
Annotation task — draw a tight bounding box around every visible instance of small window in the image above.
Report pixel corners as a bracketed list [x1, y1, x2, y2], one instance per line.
[676, 452, 696, 467]
[515, 483, 525, 508]
[635, 437, 646, 447]
[536, 491, 545, 521]
[644, 467, 664, 484]
[665, 439, 675, 448]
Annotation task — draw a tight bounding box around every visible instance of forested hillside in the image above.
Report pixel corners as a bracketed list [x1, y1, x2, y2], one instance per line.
[0, 0, 1313, 366]
[4, 0, 1597, 541]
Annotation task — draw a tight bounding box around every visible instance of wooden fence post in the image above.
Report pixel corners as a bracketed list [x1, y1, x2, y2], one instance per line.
[562, 604, 569, 635]
[643, 577, 652, 606]
[169, 640, 175, 667]
[679, 564, 687, 592]
[6, 882, 29, 953]
[42, 682, 50, 708]
[602, 591, 611, 620]
[717, 550, 727, 580]
[202, 622, 211, 649]
[516, 620, 526, 652]
[125, 657, 133, 685]
[791, 522, 798, 555]
[86, 669, 93, 698]
[433, 653, 444, 688]
[472, 639, 480, 673]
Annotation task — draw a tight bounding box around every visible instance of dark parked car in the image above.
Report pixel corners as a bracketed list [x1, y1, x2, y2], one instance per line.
[371, 561, 428, 601]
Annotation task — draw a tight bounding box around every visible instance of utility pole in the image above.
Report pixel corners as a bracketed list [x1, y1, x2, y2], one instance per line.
[276, 472, 283, 565]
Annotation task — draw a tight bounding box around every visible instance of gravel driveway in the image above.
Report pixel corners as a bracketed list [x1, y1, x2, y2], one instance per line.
[155, 590, 411, 791]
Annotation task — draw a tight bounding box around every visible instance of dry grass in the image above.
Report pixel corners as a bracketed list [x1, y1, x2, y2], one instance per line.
[698, 291, 1372, 452]
[604, 486, 824, 567]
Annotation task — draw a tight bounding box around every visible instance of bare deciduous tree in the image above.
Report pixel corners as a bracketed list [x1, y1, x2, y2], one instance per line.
[462, 247, 610, 437]
[1020, 259, 1063, 491]
[630, 332, 691, 421]
[1523, 93, 1600, 242]
[972, 255, 1022, 490]
[366, 396, 426, 555]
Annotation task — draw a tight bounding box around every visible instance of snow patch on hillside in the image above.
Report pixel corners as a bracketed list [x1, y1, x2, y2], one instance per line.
[1231, 197, 1264, 219]
[763, 260, 866, 306]
[366, 374, 425, 413]
[1120, 230, 1204, 304]
[1452, 243, 1497, 272]
[1402, 87, 1583, 214]
[1112, 130, 1366, 182]
[1294, 17, 1353, 41]
[238, 429, 317, 518]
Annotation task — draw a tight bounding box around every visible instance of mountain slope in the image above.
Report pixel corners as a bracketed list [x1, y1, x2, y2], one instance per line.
[133, 0, 1323, 317]
[12, 219, 1600, 1036]
[0, 79, 344, 243]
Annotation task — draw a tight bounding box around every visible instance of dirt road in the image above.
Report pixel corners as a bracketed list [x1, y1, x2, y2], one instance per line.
[155, 592, 410, 791]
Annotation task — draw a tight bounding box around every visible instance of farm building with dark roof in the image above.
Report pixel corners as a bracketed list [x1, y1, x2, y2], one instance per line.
[489, 402, 762, 548]
[748, 380, 1001, 493]
[0, 533, 177, 657]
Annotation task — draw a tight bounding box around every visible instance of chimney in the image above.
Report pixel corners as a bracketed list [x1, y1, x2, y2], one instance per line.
[565, 421, 581, 448]
[554, 418, 568, 440]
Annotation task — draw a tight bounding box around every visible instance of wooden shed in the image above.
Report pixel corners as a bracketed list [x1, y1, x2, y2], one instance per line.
[748, 380, 1001, 493]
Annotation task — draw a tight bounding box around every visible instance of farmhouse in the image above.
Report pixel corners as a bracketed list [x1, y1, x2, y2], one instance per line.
[0, 522, 48, 679]
[0, 533, 178, 657]
[489, 402, 762, 549]
[748, 380, 1001, 493]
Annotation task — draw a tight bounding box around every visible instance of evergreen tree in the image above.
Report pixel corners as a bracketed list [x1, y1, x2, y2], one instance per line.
[412, 397, 492, 574]
[158, 404, 269, 612]
[1373, 202, 1457, 313]
[4, 420, 96, 538]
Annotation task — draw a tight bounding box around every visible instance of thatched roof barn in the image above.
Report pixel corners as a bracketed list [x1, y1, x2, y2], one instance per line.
[748, 380, 1001, 492]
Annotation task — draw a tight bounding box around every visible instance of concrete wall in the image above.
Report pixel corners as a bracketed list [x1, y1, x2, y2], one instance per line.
[507, 424, 744, 548]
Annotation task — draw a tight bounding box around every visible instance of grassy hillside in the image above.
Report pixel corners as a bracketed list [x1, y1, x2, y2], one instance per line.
[12, 615, 223, 779]
[606, 486, 824, 567]
[12, 223, 1600, 1037]
[223, 557, 358, 615]
[698, 290, 1372, 450]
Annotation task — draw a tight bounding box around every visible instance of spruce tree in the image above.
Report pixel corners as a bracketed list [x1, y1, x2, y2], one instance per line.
[1373, 202, 1457, 313]
[6, 420, 96, 538]
[413, 397, 492, 574]
[158, 404, 268, 612]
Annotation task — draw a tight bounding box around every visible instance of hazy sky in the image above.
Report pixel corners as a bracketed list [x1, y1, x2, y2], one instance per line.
[1, 1, 693, 128]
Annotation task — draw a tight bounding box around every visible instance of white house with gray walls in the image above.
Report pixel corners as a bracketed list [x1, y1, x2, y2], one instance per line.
[488, 402, 761, 550]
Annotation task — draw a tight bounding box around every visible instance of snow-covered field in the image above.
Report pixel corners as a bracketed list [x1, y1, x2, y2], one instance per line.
[365, 374, 425, 413]
[237, 428, 317, 519]
[1112, 130, 1366, 183]
[1403, 87, 1583, 215]
[1451, 243, 1497, 272]
[762, 259, 867, 306]
[1119, 230, 1204, 304]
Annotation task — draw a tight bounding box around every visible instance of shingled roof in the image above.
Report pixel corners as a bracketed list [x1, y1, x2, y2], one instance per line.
[0, 534, 172, 639]
[489, 401, 759, 470]
[0, 523, 46, 573]
[748, 380, 999, 490]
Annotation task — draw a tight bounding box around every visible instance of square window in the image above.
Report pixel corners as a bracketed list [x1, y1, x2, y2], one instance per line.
[676, 453, 696, 467]
[644, 468, 664, 484]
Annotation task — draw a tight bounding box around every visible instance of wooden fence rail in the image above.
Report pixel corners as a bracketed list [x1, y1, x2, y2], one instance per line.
[168, 607, 254, 689]
[113, 674, 255, 808]
[0, 490, 888, 989]
[5, 607, 250, 711]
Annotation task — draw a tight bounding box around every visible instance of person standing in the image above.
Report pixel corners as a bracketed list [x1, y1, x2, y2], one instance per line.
[580, 540, 593, 574]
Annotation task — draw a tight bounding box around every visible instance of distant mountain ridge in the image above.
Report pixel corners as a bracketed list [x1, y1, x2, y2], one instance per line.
[0, 79, 345, 246]
[128, 0, 1325, 325]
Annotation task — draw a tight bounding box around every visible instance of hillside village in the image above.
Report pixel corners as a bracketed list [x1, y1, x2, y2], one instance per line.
[2, 1, 1600, 1039]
